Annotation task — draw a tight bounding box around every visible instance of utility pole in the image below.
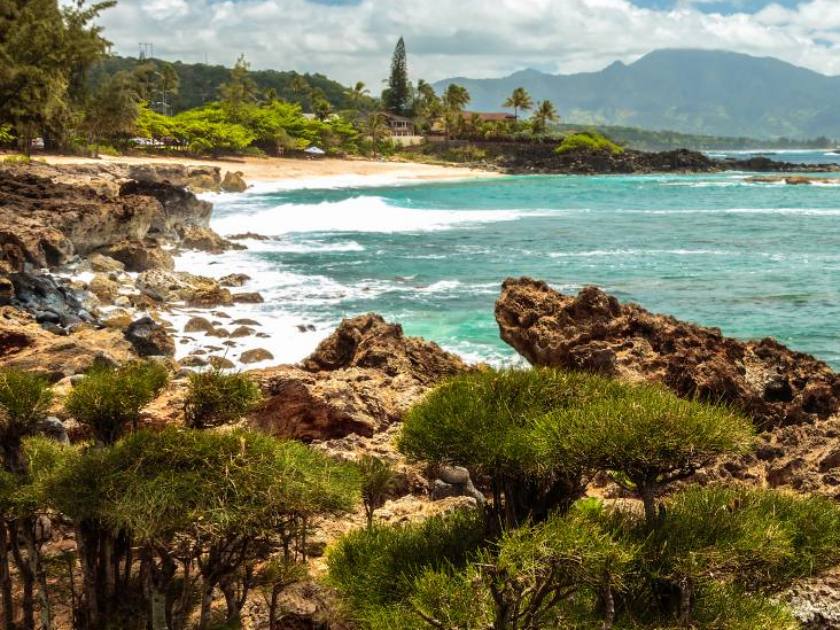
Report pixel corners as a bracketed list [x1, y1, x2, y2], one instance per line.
[139, 42, 154, 60]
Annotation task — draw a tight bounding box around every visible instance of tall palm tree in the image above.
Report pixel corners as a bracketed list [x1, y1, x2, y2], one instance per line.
[531, 99, 559, 133]
[347, 81, 370, 110]
[442, 84, 470, 139]
[361, 110, 391, 157]
[503, 87, 533, 122]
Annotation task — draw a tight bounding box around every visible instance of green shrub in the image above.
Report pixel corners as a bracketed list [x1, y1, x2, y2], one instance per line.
[537, 382, 753, 525]
[65, 360, 169, 444]
[441, 145, 487, 163]
[556, 130, 624, 155]
[358, 456, 399, 529]
[327, 509, 487, 616]
[0, 369, 53, 444]
[399, 368, 623, 525]
[1, 154, 31, 165]
[183, 366, 262, 428]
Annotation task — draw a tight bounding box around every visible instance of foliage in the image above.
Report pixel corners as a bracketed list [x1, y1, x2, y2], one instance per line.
[183, 366, 262, 429]
[383, 37, 411, 116]
[0, 369, 53, 448]
[83, 70, 141, 154]
[536, 382, 753, 525]
[531, 99, 559, 133]
[399, 368, 623, 525]
[65, 360, 169, 444]
[0, 124, 12, 144]
[327, 509, 486, 619]
[556, 130, 625, 155]
[503, 86, 533, 121]
[358, 456, 399, 528]
[219, 54, 258, 115]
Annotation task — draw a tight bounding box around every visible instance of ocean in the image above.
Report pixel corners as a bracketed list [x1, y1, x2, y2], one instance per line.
[178, 150, 840, 368]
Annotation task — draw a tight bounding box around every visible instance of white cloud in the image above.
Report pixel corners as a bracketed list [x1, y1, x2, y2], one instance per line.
[95, 0, 840, 88]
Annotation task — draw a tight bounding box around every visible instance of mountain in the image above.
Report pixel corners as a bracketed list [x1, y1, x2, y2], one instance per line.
[88, 56, 362, 114]
[434, 50, 840, 139]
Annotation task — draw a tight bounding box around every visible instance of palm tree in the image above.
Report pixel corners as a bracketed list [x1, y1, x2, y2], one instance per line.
[361, 110, 391, 157]
[503, 87, 533, 122]
[531, 99, 559, 134]
[442, 84, 471, 139]
[347, 81, 370, 110]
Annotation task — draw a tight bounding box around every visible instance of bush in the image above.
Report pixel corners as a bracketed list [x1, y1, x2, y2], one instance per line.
[537, 382, 753, 525]
[327, 509, 487, 617]
[556, 130, 624, 155]
[358, 456, 399, 529]
[0, 369, 53, 445]
[1, 154, 31, 165]
[65, 360, 169, 444]
[399, 368, 624, 525]
[183, 367, 262, 428]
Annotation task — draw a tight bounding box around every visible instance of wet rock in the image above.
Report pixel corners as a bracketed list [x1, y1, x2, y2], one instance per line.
[208, 356, 235, 369]
[9, 273, 93, 329]
[99, 240, 174, 272]
[88, 253, 125, 273]
[230, 326, 254, 338]
[240, 348, 273, 364]
[221, 170, 247, 193]
[136, 270, 232, 307]
[184, 317, 214, 333]
[88, 274, 119, 304]
[124, 317, 175, 357]
[227, 232, 270, 241]
[495, 278, 840, 428]
[180, 355, 208, 367]
[220, 273, 251, 287]
[232, 291, 264, 304]
[177, 225, 241, 254]
[232, 318, 260, 326]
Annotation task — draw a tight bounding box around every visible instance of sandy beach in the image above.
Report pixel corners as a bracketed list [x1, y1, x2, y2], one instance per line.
[41, 154, 497, 186]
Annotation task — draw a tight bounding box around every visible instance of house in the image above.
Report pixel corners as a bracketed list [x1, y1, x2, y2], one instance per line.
[382, 113, 416, 137]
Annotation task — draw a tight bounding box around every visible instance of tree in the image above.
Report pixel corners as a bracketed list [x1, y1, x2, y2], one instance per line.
[65, 361, 169, 445]
[360, 110, 391, 158]
[347, 81, 370, 110]
[289, 74, 311, 109]
[313, 96, 332, 121]
[358, 456, 398, 529]
[384, 37, 411, 115]
[183, 367, 261, 429]
[537, 382, 753, 527]
[441, 84, 470, 139]
[503, 87, 533, 122]
[399, 369, 616, 528]
[84, 71, 141, 155]
[531, 100, 559, 134]
[413, 79, 442, 132]
[219, 54, 258, 116]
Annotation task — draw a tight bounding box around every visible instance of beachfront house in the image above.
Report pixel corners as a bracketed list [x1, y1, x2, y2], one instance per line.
[383, 113, 416, 137]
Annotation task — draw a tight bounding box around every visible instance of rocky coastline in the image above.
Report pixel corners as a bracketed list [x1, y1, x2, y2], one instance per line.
[3, 163, 840, 625]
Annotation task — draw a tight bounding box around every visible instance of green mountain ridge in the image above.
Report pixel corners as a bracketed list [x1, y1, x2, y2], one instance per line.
[434, 49, 840, 139]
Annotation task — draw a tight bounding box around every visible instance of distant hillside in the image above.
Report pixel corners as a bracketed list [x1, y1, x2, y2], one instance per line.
[89, 56, 361, 113]
[435, 50, 840, 139]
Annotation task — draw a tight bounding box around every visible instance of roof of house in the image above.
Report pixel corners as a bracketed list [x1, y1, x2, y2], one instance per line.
[382, 112, 415, 124]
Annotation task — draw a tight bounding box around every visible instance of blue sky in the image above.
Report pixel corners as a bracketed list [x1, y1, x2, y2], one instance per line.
[96, 0, 840, 86]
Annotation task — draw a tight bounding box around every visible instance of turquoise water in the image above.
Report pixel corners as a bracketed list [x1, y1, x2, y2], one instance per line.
[206, 157, 840, 368]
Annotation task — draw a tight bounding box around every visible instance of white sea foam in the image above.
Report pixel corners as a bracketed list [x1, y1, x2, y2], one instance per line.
[210, 196, 543, 235]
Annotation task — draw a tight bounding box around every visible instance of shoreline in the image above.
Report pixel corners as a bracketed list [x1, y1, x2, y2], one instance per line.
[39, 154, 501, 187]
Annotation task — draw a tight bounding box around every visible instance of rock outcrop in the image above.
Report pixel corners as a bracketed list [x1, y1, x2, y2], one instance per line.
[250, 314, 466, 441]
[124, 317, 175, 357]
[495, 277, 840, 428]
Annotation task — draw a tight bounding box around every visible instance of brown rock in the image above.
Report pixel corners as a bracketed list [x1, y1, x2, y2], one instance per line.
[250, 314, 466, 441]
[177, 225, 241, 254]
[124, 317, 175, 357]
[221, 170, 247, 193]
[220, 273, 251, 287]
[230, 326, 255, 338]
[87, 274, 119, 304]
[88, 253, 125, 273]
[184, 317, 214, 333]
[495, 278, 840, 428]
[209, 356, 235, 369]
[99, 240, 174, 272]
[232, 291, 264, 304]
[240, 348, 273, 364]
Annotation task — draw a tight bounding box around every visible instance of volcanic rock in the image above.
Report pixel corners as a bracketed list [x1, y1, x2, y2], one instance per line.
[177, 225, 241, 254]
[240, 348, 273, 364]
[124, 317, 175, 357]
[232, 291, 264, 304]
[495, 277, 840, 428]
[250, 314, 466, 441]
[88, 253, 125, 273]
[99, 240, 174, 272]
[220, 273, 251, 287]
[221, 170, 247, 193]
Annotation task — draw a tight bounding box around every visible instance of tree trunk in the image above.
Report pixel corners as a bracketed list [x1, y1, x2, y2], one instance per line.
[269, 585, 281, 629]
[0, 521, 15, 630]
[23, 526, 51, 630]
[679, 576, 693, 627]
[10, 522, 34, 630]
[149, 585, 169, 630]
[76, 523, 100, 629]
[638, 481, 658, 528]
[601, 583, 614, 630]
[198, 581, 214, 630]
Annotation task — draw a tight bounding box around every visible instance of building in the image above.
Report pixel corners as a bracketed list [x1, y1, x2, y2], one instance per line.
[382, 113, 416, 137]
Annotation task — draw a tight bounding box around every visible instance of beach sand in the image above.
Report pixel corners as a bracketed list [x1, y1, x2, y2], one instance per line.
[41, 154, 497, 186]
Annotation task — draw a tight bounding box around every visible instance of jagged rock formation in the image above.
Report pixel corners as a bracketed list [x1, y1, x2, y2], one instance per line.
[250, 314, 467, 441]
[495, 277, 840, 428]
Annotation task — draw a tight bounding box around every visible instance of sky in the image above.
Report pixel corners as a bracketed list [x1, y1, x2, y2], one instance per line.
[93, 0, 840, 87]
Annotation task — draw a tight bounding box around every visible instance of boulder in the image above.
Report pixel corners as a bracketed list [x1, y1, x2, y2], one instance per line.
[9, 273, 94, 329]
[220, 273, 251, 287]
[250, 314, 466, 441]
[231, 326, 255, 338]
[124, 317, 175, 357]
[240, 348, 273, 364]
[495, 277, 840, 428]
[232, 291, 264, 304]
[88, 253, 125, 273]
[209, 356, 235, 369]
[221, 170, 247, 193]
[99, 240, 174, 272]
[184, 316, 214, 333]
[177, 225, 241, 254]
[87, 274, 119, 304]
[136, 270, 233, 307]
